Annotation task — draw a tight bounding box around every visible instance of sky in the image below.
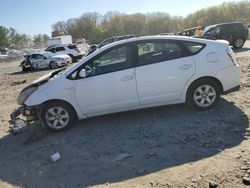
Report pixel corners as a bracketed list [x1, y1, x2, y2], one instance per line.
[0, 0, 244, 36]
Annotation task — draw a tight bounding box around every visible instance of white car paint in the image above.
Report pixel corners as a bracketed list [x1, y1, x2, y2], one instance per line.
[24, 36, 241, 119]
[136, 56, 195, 105]
[45, 44, 84, 60]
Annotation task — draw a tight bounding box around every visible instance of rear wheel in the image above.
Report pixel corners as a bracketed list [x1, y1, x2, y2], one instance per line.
[41, 101, 76, 132]
[187, 79, 221, 110]
[49, 61, 58, 69]
[233, 37, 245, 49]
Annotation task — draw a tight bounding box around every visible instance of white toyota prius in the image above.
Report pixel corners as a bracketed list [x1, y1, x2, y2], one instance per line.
[11, 36, 241, 131]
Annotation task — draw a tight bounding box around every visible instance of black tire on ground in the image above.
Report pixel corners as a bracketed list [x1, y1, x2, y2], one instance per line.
[186, 78, 221, 111]
[22, 66, 31, 71]
[233, 37, 245, 49]
[41, 101, 77, 132]
[49, 61, 58, 69]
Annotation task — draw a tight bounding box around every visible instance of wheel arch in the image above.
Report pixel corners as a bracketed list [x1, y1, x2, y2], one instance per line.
[41, 99, 79, 120]
[49, 61, 55, 67]
[186, 76, 224, 99]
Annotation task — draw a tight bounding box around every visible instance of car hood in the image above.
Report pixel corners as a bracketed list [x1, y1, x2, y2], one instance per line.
[52, 54, 70, 59]
[20, 68, 66, 93]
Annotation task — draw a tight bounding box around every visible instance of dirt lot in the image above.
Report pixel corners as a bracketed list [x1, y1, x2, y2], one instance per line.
[0, 41, 250, 188]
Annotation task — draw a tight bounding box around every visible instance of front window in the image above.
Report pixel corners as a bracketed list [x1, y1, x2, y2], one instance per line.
[42, 52, 54, 58]
[202, 26, 221, 36]
[202, 26, 214, 36]
[82, 46, 131, 77]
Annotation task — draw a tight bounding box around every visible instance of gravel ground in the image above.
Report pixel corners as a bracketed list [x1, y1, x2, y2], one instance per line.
[0, 41, 250, 188]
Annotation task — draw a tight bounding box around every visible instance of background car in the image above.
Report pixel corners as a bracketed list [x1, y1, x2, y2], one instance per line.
[45, 44, 84, 62]
[87, 35, 136, 55]
[13, 36, 240, 132]
[20, 52, 71, 71]
[201, 22, 249, 49]
[98, 34, 136, 48]
[176, 26, 204, 36]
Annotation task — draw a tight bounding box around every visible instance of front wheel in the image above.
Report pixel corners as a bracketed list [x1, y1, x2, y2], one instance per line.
[187, 79, 221, 111]
[49, 61, 58, 69]
[41, 101, 77, 132]
[22, 65, 32, 71]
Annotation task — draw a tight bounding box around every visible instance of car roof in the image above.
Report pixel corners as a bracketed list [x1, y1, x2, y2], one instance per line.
[47, 44, 74, 48]
[64, 35, 228, 77]
[184, 26, 203, 31]
[208, 22, 243, 28]
[99, 35, 217, 49]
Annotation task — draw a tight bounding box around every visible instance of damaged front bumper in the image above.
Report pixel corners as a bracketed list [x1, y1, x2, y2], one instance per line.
[10, 105, 38, 122]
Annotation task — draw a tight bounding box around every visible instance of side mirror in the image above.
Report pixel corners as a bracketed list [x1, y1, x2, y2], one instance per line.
[79, 69, 86, 78]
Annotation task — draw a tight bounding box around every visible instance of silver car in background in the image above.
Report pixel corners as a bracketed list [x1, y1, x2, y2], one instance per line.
[20, 52, 72, 71]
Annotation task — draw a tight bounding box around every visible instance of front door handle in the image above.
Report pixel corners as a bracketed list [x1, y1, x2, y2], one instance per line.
[121, 76, 134, 81]
[179, 64, 193, 70]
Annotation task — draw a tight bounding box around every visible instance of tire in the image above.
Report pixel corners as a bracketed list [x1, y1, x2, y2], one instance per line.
[49, 61, 58, 69]
[41, 101, 77, 132]
[233, 37, 245, 49]
[186, 79, 221, 111]
[22, 65, 31, 71]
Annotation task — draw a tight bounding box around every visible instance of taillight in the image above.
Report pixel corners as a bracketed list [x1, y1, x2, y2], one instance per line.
[226, 48, 238, 66]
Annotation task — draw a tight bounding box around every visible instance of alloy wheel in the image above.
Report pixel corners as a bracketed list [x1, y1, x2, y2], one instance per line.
[45, 107, 70, 129]
[193, 85, 216, 107]
[235, 38, 244, 48]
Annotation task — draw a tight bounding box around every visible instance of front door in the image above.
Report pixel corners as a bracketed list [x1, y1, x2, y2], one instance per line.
[29, 54, 48, 69]
[74, 45, 139, 116]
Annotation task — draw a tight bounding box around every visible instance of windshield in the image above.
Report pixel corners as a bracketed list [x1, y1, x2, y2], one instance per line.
[201, 25, 214, 36]
[41, 52, 54, 58]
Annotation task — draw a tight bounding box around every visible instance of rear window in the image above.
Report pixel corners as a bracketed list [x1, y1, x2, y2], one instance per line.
[68, 45, 77, 49]
[184, 42, 205, 55]
[138, 41, 183, 66]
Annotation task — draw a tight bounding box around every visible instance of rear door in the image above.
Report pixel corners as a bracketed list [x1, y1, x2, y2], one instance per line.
[135, 40, 196, 105]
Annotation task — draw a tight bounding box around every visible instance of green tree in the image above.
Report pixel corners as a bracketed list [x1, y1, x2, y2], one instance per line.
[33, 34, 49, 48]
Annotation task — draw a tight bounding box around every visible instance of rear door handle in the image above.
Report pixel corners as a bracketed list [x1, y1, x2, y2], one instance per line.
[121, 76, 134, 81]
[179, 64, 193, 70]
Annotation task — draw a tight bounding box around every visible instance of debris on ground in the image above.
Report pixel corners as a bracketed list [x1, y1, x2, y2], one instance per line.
[209, 180, 218, 188]
[9, 118, 29, 135]
[114, 153, 132, 162]
[51, 152, 61, 162]
[11, 79, 26, 86]
[243, 177, 250, 185]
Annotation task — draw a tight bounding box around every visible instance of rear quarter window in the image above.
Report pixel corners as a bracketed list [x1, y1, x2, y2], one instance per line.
[184, 42, 206, 55]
